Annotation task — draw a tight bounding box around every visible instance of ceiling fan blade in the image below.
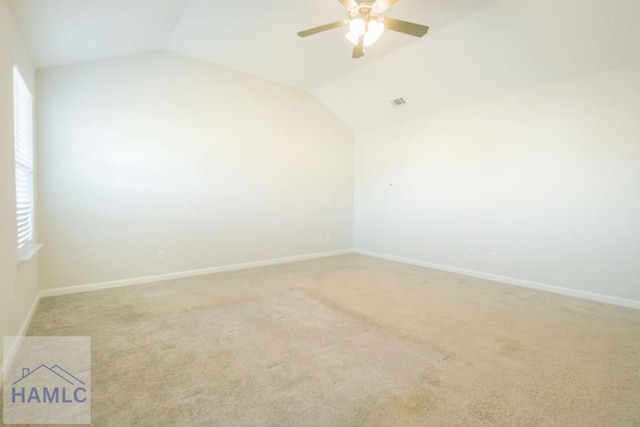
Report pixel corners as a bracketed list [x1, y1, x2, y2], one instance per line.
[374, 0, 400, 12]
[297, 21, 347, 38]
[352, 35, 365, 59]
[384, 17, 429, 37]
[338, 0, 359, 9]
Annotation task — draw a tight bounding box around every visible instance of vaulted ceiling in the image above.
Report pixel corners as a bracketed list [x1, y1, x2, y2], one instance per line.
[8, 0, 640, 131]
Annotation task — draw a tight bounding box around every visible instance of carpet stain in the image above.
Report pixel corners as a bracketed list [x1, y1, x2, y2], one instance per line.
[500, 340, 522, 355]
[392, 392, 436, 415]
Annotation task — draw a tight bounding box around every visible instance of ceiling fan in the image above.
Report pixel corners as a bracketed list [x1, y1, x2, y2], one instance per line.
[297, 0, 429, 59]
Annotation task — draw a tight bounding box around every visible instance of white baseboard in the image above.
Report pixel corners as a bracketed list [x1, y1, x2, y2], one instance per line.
[2, 290, 41, 386]
[354, 249, 640, 310]
[40, 249, 354, 298]
[8, 246, 635, 382]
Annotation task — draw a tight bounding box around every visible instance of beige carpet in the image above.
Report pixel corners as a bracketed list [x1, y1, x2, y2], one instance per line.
[10, 254, 640, 425]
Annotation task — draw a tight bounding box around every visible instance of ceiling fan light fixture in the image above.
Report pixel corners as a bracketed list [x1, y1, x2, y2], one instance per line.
[297, 0, 429, 59]
[364, 18, 385, 46]
[345, 18, 366, 45]
[345, 17, 385, 47]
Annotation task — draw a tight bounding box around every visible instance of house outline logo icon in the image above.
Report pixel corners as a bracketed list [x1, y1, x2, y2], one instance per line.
[13, 364, 85, 386]
[11, 364, 88, 404]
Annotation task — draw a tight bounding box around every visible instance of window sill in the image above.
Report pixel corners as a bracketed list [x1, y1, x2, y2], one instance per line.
[18, 243, 43, 264]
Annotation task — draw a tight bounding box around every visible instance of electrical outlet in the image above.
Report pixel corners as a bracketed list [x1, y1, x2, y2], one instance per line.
[490, 251, 498, 261]
[467, 248, 473, 256]
[158, 250, 165, 261]
[325, 235, 332, 242]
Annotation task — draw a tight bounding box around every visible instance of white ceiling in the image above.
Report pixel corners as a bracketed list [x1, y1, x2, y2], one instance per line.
[8, 0, 640, 131]
[314, 0, 640, 130]
[7, 0, 190, 68]
[8, 0, 451, 89]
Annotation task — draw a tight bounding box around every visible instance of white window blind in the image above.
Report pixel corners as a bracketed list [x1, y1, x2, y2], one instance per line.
[13, 67, 34, 252]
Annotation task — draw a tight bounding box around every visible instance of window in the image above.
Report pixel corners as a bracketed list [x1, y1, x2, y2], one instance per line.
[13, 67, 36, 259]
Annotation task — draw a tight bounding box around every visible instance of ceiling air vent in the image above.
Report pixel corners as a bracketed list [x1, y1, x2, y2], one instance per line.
[390, 97, 407, 107]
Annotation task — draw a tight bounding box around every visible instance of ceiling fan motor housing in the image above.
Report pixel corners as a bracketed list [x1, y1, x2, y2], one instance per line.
[348, 3, 383, 19]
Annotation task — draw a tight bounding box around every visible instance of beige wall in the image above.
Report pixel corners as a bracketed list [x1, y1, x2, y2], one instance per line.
[0, 0, 39, 371]
[37, 51, 354, 289]
[355, 62, 640, 303]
